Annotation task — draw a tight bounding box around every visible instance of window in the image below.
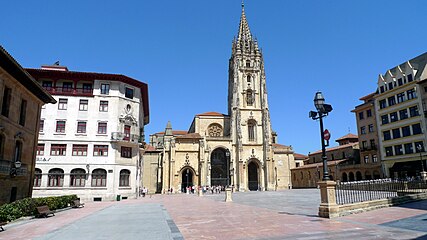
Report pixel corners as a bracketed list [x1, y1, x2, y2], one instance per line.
[388, 82, 394, 91]
[56, 121, 66, 133]
[48, 168, 64, 187]
[94, 145, 108, 156]
[379, 99, 386, 109]
[62, 82, 73, 92]
[415, 141, 424, 152]
[70, 169, 86, 187]
[383, 130, 391, 141]
[381, 115, 389, 125]
[58, 99, 68, 110]
[394, 145, 403, 155]
[404, 143, 413, 154]
[77, 121, 87, 133]
[370, 139, 376, 149]
[101, 84, 110, 95]
[208, 124, 223, 137]
[362, 141, 368, 149]
[364, 155, 369, 163]
[39, 120, 44, 132]
[125, 87, 134, 99]
[385, 146, 393, 157]
[98, 122, 107, 134]
[359, 112, 364, 120]
[246, 90, 254, 106]
[248, 120, 256, 142]
[121, 147, 132, 158]
[360, 126, 366, 135]
[390, 112, 398, 122]
[367, 109, 372, 117]
[82, 83, 92, 93]
[397, 92, 405, 103]
[388, 96, 396, 106]
[124, 125, 131, 141]
[407, 89, 416, 100]
[399, 109, 408, 120]
[409, 106, 419, 117]
[119, 169, 130, 187]
[37, 144, 45, 155]
[51, 144, 67, 156]
[72, 144, 88, 156]
[380, 86, 385, 93]
[19, 99, 27, 126]
[412, 123, 422, 135]
[79, 99, 88, 111]
[246, 60, 251, 68]
[247, 75, 251, 82]
[91, 169, 107, 187]
[372, 154, 378, 163]
[398, 78, 403, 86]
[42, 81, 53, 90]
[392, 128, 401, 139]
[34, 169, 42, 187]
[368, 124, 374, 133]
[99, 101, 108, 112]
[1, 87, 12, 117]
[407, 74, 413, 82]
[402, 126, 411, 137]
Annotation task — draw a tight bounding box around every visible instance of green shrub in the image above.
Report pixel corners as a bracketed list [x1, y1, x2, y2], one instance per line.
[0, 195, 78, 222]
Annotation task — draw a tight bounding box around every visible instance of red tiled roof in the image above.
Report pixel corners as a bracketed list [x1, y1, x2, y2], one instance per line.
[294, 153, 308, 159]
[155, 130, 188, 136]
[196, 112, 227, 117]
[176, 133, 202, 139]
[335, 133, 358, 141]
[272, 143, 290, 148]
[144, 145, 159, 152]
[291, 159, 348, 170]
[359, 92, 376, 101]
[310, 142, 358, 155]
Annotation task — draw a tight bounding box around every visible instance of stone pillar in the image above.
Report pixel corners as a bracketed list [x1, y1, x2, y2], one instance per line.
[225, 187, 232, 202]
[198, 186, 203, 197]
[318, 180, 339, 218]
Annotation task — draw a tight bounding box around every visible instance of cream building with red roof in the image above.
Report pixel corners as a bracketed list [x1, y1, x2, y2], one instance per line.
[142, 4, 295, 193]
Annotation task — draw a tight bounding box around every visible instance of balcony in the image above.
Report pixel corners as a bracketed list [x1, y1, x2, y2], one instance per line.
[42, 87, 93, 97]
[361, 146, 377, 152]
[111, 132, 140, 144]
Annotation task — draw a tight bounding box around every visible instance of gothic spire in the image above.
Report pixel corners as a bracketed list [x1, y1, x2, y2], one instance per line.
[237, 1, 252, 43]
[165, 121, 173, 136]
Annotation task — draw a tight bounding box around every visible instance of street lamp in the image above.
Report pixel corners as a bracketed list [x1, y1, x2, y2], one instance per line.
[225, 149, 230, 186]
[310, 91, 333, 181]
[416, 144, 425, 173]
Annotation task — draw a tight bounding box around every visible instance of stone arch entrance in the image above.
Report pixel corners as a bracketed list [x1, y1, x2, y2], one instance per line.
[210, 148, 230, 187]
[181, 168, 194, 193]
[248, 161, 259, 191]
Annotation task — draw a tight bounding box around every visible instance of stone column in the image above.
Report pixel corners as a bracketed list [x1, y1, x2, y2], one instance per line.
[318, 180, 339, 218]
[225, 187, 232, 202]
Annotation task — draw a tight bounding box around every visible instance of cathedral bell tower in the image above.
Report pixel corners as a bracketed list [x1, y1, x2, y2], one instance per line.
[228, 3, 274, 191]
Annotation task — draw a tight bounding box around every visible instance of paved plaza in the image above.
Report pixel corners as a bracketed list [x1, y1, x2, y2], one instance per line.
[0, 189, 426, 240]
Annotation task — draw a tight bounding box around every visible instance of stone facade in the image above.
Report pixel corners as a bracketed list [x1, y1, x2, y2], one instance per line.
[0, 46, 55, 205]
[142, 5, 295, 194]
[27, 65, 149, 202]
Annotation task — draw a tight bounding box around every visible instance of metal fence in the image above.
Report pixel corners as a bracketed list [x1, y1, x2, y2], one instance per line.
[336, 179, 427, 205]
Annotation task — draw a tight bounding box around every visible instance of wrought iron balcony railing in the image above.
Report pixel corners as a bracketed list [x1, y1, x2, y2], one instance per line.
[111, 132, 140, 143]
[42, 87, 93, 97]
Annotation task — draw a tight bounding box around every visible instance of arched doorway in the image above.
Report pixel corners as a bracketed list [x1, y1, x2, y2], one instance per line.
[349, 172, 355, 182]
[181, 168, 193, 193]
[356, 171, 362, 181]
[211, 148, 229, 187]
[342, 172, 348, 182]
[248, 161, 259, 191]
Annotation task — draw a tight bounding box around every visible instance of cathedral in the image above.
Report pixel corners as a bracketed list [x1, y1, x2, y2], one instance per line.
[142, 4, 296, 193]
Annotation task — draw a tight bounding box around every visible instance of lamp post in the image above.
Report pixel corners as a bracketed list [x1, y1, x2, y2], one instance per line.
[310, 91, 333, 181]
[226, 149, 230, 186]
[417, 144, 425, 173]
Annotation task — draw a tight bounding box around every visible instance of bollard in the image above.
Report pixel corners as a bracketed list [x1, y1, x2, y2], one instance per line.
[225, 187, 232, 202]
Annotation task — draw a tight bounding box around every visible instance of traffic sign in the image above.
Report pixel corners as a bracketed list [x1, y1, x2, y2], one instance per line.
[324, 129, 331, 141]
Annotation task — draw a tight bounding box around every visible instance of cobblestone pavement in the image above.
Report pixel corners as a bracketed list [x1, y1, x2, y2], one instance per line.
[0, 189, 426, 240]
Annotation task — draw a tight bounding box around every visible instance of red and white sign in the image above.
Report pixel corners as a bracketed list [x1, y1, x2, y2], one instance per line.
[323, 129, 331, 141]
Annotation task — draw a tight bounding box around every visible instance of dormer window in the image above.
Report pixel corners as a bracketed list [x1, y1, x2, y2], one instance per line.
[408, 74, 413, 82]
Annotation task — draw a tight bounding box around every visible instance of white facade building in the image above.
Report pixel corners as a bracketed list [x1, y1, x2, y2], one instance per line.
[27, 65, 149, 201]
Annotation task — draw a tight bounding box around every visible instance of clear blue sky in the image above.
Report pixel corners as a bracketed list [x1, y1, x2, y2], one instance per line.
[2, 1, 427, 155]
